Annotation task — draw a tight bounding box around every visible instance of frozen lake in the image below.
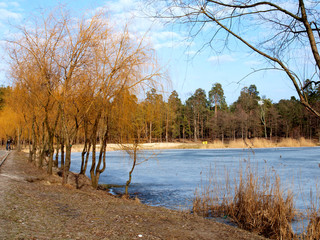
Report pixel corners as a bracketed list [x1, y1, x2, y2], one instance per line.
[70, 147, 320, 213]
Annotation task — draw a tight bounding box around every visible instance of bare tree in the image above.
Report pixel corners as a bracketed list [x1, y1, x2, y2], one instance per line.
[147, 0, 320, 117]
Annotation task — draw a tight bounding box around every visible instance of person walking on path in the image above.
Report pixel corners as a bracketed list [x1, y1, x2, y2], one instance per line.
[6, 139, 11, 151]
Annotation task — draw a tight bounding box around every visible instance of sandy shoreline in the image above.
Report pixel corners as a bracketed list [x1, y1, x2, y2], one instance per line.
[70, 137, 317, 152]
[19, 138, 317, 154]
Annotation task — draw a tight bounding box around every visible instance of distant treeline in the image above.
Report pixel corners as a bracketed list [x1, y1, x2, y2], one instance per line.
[1, 81, 320, 145]
[125, 83, 320, 143]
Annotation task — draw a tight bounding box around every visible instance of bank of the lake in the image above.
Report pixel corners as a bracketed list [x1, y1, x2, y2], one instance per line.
[0, 151, 265, 240]
[69, 146, 320, 214]
[69, 137, 317, 153]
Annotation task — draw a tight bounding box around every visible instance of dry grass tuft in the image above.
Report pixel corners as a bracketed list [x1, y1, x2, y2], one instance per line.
[134, 196, 141, 204]
[227, 139, 249, 148]
[306, 212, 320, 239]
[277, 137, 316, 148]
[226, 137, 316, 149]
[220, 137, 317, 149]
[303, 189, 320, 239]
[250, 138, 277, 148]
[228, 173, 295, 239]
[193, 164, 296, 239]
[226, 138, 275, 148]
[212, 140, 227, 149]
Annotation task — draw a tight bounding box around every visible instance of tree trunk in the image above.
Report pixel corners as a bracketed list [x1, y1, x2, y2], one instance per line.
[60, 138, 65, 170]
[44, 106, 60, 175]
[125, 146, 137, 195]
[264, 123, 267, 139]
[38, 123, 46, 168]
[54, 143, 59, 167]
[90, 136, 97, 188]
[215, 94, 218, 117]
[80, 120, 90, 175]
[90, 111, 102, 188]
[194, 117, 197, 141]
[28, 132, 33, 162]
[149, 122, 152, 143]
[62, 142, 72, 185]
[125, 145, 137, 195]
[47, 132, 54, 175]
[80, 141, 91, 175]
[94, 120, 108, 188]
[17, 127, 21, 152]
[165, 112, 169, 142]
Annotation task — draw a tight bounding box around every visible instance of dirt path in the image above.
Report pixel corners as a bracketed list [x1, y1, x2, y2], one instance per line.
[0, 151, 266, 240]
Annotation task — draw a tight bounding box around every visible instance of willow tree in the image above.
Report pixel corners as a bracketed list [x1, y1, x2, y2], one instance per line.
[148, 0, 320, 118]
[7, 7, 161, 188]
[10, 82, 42, 163]
[111, 89, 154, 196]
[87, 24, 160, 188]
[0, 105, 23, 146]
[7, 11, 64, 172]
[55, 12, 109, 184]
[0, 87, 29, 151]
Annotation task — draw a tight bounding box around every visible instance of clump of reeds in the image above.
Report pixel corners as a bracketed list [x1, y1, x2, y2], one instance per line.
[305, 210, 320, 239]
[277, 137, 315, 148]
[203, 140, 226, 149]
[193, 164, 296, 239]
[250, 138, 277, 148]
[301, 188, 320, 239]
[227, 139, 250, 148]
[192, 166, 231, 218]
[226, 138, 276, 148]
[225, 137, 316, 149]
[227, 172, 295, 239]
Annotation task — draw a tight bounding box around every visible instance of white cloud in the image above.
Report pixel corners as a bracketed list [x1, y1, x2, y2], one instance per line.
[152, 31, 182, 41]
[185, 50, 196, 56]
[105, 0, 137, 13]
[208, 54, 236, 63]
[244, 60, 262, 66]
[0, 8, 21, 20]
[154, 40, 188, 50]
[98, 0, 158, 33]
[9, 2, 20, 8]
[97, 0, 195, 52]
[0, 1, 22, 25]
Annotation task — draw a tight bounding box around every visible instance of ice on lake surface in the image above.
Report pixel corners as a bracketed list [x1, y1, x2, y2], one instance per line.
[70, 147, 320, 212]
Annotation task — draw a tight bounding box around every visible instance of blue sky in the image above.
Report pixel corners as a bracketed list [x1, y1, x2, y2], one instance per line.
[0, 0, 299, 105]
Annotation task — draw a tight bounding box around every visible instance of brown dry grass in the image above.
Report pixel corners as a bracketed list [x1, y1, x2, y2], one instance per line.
[227, 137, 316, 149]
[193, 162, 320, 239]
[134, 138, 316, 150]
[229, 173, 295, 239]
[277, 137, 316, 148]
[21, 137, 316, 154]
[306, 210, 320, 239]
[193, 165, 296, 239]
[303, 188, 320, 240]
